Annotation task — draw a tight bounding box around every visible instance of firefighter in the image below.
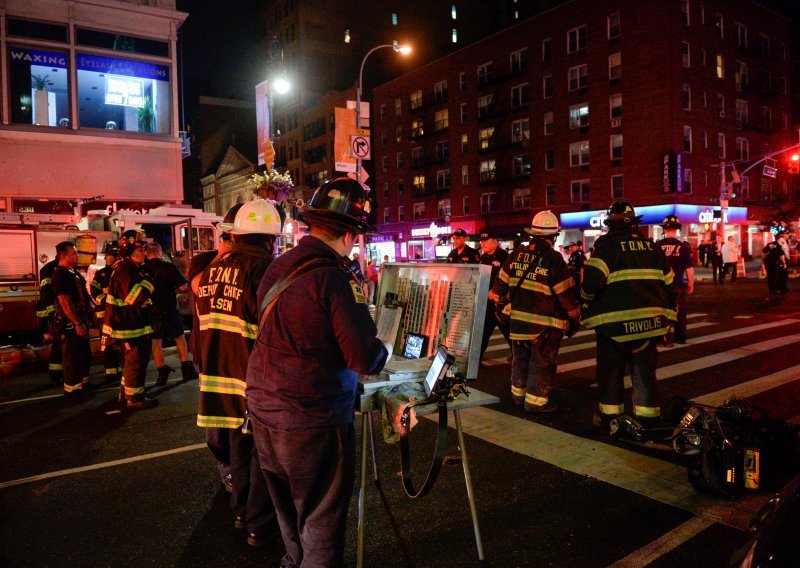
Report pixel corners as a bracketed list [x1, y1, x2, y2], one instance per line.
[90, 240, 123, 384]
[194, 199, 279, 547]
[51, 241, 95, 394]
[489, 211, 580, 413]
[566, 241, 587, 288]
[247, 178, 390, 567]
[581, 201, 676, 430]
[478, 231, 510, 363]
[655, 215, 694, 345]
[36, 257, 62, 386]
[104, 229, 158, 410]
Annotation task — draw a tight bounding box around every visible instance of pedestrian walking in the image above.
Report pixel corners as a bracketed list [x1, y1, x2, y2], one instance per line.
[581, 201, 676, 430]
[104, 229, 158, 410]
[144, 242, 198, 385]
[446, 228, 480, 263]
[656, 215, 694, 345]
[698, 240, 709, 267]
[194, 199, 280, 547]
[90, 240, 123, 384]
[478, 231, 510, 364]
[247, 178, 390, 568]
[720, 236, 740, 285]
[365, 259, 379, 305]
[489, 211, 580, 413]
[51, 241, 95, 395]
[709, 239, 724, 284]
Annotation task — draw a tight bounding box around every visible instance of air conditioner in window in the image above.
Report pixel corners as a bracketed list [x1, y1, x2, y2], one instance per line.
[610, 118, 622, 128]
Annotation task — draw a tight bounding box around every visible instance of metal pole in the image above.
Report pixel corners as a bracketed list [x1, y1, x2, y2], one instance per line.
[357, 412, 369, 568]
[719, 161, 727, 244]
[454, 410, 485, 561]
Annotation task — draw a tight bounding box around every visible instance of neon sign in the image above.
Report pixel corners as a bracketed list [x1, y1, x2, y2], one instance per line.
[105, 75, 145, 108]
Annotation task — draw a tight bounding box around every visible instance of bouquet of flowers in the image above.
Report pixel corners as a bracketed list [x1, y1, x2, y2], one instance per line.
[250, 169, 293, 202]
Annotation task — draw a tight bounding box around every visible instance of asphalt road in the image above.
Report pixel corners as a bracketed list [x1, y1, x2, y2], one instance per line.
[1, 270, 799, 567]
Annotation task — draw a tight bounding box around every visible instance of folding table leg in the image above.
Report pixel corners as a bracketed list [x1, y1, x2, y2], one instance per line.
[454, 409, 485, 561]
[357, 413, 369, 568]
[367, 411, 379, 482]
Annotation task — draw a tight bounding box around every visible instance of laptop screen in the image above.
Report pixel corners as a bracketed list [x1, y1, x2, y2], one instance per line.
[424, 346, 451, 397]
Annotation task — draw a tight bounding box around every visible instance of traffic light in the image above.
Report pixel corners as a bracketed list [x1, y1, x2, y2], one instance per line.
[788, 151, 800, 174]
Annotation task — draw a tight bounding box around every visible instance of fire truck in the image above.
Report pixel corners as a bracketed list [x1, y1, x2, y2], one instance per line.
[0, 206, 221, 341]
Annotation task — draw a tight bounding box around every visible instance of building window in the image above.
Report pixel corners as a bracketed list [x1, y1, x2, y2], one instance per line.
[718, 94, 725, 117]
[701, 48, 707, 66]
[435, 108, 449, 130]
[398, 205, 405, 221]
[451, 4, 457, 19]
[681, 42, 690, 68]
[610, 134, 623, 160]
[412, 146, 424, 167]
[611, 175, 624, 199]
[544, 111, 554, 135]
[380, 104, 386, 121]
[413, 175, 426, 193]
[714, 13, 723, 38]
[513, 188, 532, 209]
[478, 94, 493, 118]
[462, 165, 469, 185]
[513, 154, 531, 177]
[436, 169, 451, 190]
[480, 160, 496, 183]
[477, 62, 493, 86]
[545, 149, 555, 170]
[567, 25, 587, 53]
[395, 98, 401, 116]
[436, 140, 449, 160]
[542, 38, 551, 62]
[610, 94, 622, 119]
[608, 12, 621, 39]
[735, 22, 747, 48]
[8, 46, 71, 127]
[459, 71, 467, 92]
[382, 155, 388, 173]
[608, 53, 621, 80]
[511, 118, 530, 144]
[413, 202, 425, 220]
[410, 89, 423, 110]
[383, 207, 390, 224]
[570, 180, 590, 203]
[457, 103, 466, 124]
[683, 125, 692, 153]
[396, 152, 404, 168]
[683, 168, 692, 194]
[398, 179, 405, 196]
[438, 198, 451, 218]
[511, 83, 529, 108]
[760, 106, 772, 130]
[391, 12, 398, 25]
[736, 137, 749, 161]
[740, 175, 750, 200]
[761, 70, 772, 94]
[682, 84, 691, 110]
[568, 65, 588, 91]
[569, 103, 589, 128]
[510, 48, 528, 73]
[735, 99, 748, 127]
[411, 119, 424, 137]
[480, 192, 496, 213]
[383, 182, 389, 198]
[452, 28, 458, 43]
[546, 184, 556, 206]
[344, 28, 351, 43]
[718, 133, 726, 159]
[735, 61, 748, 91]
[479, 127, 495, 150]
[463, 195, 470, 215]
[434, 80, 448, 102]
[396, 126, 403, 142]
[381, 131, 387, 147]
[716, 54, 724, 79]
[570, 141, 590, 166]
[543, 75, 553, 98]
[680, 0, 689, 25]
[461, 134, 469, 153]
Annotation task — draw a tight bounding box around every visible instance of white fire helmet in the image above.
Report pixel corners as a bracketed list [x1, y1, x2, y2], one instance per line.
[220, 199, 282, 235]
[525, 210, 560, 236]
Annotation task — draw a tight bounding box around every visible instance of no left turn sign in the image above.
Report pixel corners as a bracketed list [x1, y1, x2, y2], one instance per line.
[351, 135, 371, 160]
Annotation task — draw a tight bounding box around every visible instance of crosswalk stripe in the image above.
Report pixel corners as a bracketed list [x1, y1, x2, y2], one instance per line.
[607, 517, 715, 568]
[607, 333, 800, 390]
[692, 364, 800, 407]
[426, 406, 765, 530]
[560, 319, 800, 375]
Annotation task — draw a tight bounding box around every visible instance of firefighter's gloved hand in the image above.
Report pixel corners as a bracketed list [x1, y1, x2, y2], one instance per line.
[382, 341, 394, 362]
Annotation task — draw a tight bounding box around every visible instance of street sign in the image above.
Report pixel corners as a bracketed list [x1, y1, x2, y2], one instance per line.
[763, 165, 777, 178]
[351, 135, 371, 159]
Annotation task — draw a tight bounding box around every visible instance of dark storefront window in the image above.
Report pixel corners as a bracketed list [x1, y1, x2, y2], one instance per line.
[76, 29, 169, 57]
[7, 18, 68, 43]
[8, 46, 71, 127]
[76, 53, 171, 134]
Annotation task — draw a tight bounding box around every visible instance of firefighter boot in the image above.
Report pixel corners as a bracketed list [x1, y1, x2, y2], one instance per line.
[155, 365, 172, 387]
[180, 361, 198, 382]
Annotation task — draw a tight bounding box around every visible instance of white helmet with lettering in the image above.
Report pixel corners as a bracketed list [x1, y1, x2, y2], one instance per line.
[526, 210, 560, 236]
[220, 199, 281, 235]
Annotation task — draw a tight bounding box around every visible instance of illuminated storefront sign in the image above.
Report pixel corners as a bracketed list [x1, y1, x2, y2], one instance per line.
[411, 222, 452, 238]
[105, 75, 145, 108]
[561, 204, 747, 229]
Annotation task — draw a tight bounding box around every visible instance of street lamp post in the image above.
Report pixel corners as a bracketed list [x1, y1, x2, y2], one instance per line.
[353, 43, 410, 276]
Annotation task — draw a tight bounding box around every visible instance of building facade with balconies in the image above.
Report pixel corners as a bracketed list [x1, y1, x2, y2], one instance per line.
[372, 0, 794, 261]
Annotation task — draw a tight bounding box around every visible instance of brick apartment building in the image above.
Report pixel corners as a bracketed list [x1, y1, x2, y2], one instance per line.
[372, 0, 795, 261]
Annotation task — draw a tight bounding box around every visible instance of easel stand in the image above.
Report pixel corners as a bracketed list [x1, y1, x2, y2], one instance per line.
[355, 387, 499, 567]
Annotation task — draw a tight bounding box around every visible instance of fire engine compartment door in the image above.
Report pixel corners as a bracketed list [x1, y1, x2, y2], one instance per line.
[0, 229, 37, 279]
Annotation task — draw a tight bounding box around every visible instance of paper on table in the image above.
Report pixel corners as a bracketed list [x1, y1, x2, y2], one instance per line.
[376, 306, 403, 348]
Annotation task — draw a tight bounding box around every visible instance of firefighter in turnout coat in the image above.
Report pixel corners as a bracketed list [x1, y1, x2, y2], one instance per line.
[194, 199, 279, 547]
[90, 240, 123, 383]
[36, 258, 62, 385]
[104, 230, 158, 410]
[490, 211, 580, 413]
[581, 201, 676, 429]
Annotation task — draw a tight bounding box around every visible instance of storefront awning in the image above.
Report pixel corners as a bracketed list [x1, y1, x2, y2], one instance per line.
[560, 204, 748, 230]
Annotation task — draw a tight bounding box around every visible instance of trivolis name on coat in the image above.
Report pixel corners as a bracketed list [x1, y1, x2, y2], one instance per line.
[623, 317, 663, 333]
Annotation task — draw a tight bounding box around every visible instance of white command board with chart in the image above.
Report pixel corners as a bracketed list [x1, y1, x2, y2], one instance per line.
[376, 263, 490, 379]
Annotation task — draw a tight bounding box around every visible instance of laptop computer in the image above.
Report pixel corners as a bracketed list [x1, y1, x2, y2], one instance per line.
[423, 345, 455, 397]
